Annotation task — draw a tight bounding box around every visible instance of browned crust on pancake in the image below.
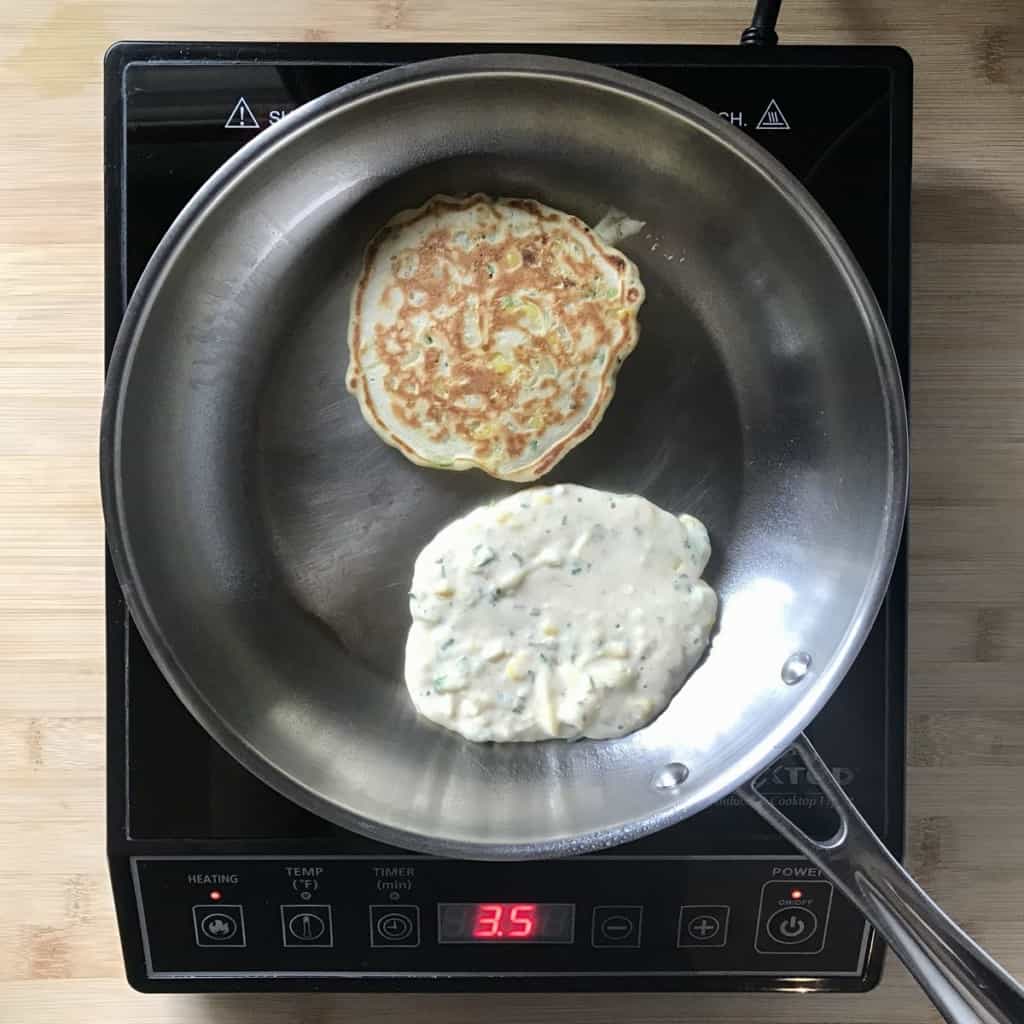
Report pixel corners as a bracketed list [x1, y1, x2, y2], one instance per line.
[347, 194, 644, 480]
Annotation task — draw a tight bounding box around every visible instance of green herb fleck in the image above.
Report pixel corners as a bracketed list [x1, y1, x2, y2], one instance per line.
[529, 607, 541, 617]
[561, 514, 568, 527]
[441, 638, 455, 650]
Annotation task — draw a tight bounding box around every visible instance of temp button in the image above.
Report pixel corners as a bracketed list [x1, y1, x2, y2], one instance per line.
[281, 904, 333, 948]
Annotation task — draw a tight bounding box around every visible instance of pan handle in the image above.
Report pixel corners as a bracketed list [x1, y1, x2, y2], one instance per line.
[740, 732, 1024, 1024]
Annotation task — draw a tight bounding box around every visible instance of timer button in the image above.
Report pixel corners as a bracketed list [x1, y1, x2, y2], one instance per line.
[369, 905, 421, 948]
[592, 906, 643, 948]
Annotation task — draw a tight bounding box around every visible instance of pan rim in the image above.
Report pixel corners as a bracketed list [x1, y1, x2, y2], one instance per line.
[100, 53, 909, 860]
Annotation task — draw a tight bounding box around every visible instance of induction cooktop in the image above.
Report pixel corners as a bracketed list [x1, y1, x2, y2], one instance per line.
[104, 41, 910, 993]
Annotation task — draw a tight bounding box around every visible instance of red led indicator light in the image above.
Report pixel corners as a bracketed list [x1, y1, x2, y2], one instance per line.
[471, 903, 538, 939]
[209, 890, 223, 902]
[790, 889, 803, 900]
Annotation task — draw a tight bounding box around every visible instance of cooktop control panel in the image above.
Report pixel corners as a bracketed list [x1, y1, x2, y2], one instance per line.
[133, 858, 867, 980]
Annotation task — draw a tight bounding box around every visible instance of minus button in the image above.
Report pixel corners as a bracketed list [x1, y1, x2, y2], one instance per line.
[592, 906, 643, 948]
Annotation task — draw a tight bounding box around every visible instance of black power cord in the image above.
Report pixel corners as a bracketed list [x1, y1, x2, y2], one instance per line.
[740, 0, 783, 46]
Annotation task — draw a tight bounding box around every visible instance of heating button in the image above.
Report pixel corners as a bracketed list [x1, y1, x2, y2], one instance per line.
[755, 881, 833, 954]
[192, 904, 246, 948]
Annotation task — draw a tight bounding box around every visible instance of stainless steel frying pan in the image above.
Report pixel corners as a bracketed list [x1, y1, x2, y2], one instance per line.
[101, 55, 1024, 1021]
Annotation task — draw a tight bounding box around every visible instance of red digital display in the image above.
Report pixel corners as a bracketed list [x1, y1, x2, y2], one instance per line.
[471, 903, 538, 939]
[438, 902, 574, 944]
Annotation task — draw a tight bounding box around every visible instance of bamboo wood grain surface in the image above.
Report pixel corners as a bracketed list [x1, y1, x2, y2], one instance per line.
[2, 1, 1023, 1021]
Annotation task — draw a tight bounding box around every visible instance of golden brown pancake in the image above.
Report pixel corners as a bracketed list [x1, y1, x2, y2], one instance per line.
[346, 194, 645, 481]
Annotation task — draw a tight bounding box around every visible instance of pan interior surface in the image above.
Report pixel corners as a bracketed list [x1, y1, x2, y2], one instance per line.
[104, 58, 906, 858]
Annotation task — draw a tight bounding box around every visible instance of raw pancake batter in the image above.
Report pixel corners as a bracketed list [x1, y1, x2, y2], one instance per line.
[404, 484, 718, 741]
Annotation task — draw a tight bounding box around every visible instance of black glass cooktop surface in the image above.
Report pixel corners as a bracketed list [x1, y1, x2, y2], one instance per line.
[105, 42, 910, 992]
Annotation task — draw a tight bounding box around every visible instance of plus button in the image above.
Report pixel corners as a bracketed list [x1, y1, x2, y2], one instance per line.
[678, 906, 730, 947]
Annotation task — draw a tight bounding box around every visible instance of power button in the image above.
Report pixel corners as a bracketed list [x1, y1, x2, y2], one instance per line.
[766, 906, 818, 944]
[755, 881, 833, 955]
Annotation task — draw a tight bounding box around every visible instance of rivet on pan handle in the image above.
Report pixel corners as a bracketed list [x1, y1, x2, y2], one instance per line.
[741, 733, 1024, 1024]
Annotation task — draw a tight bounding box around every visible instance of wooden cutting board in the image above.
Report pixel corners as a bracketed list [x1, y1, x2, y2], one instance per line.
[2, 1, 1023, 1021]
